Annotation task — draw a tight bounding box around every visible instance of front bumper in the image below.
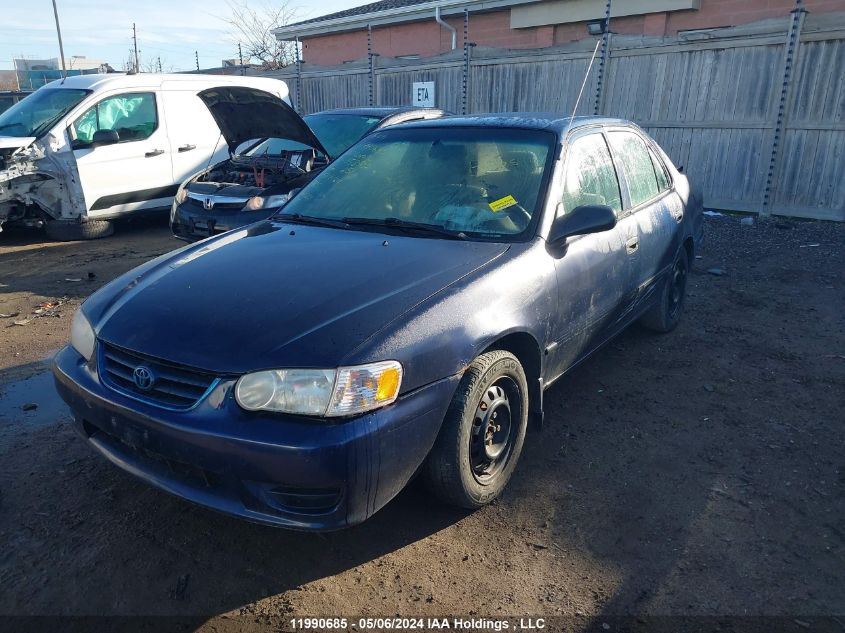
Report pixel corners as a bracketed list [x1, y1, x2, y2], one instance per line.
[170, 201, 272, 242]
[52, 345, 458, 530]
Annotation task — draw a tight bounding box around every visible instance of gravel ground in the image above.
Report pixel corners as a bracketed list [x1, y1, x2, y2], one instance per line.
[0, 214, 842, 632]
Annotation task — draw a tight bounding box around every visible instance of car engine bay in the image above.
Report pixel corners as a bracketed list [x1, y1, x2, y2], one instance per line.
[197, 149, 323, 189]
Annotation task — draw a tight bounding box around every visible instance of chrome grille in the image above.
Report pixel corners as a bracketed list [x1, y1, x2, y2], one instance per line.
[99, 342, 218, 410]
[185, 191, 248, 211]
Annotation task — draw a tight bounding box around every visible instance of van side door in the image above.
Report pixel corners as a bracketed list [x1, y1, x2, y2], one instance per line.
[69, 91, 174, 217]
[545, 130, 639, 380]
[161, 87, 229, 185]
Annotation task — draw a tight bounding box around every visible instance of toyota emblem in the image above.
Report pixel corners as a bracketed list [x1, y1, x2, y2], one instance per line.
[133, 366, 155, 391]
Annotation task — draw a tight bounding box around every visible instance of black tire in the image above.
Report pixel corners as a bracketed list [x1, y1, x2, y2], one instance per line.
[423, 350, 529, 509]
[640, 246, 690, 333]
[45, 219, 114, 241]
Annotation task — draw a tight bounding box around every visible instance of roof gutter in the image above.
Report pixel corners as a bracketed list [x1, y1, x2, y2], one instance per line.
[273, 0, 541, 41]
[435, 6, 457, 50]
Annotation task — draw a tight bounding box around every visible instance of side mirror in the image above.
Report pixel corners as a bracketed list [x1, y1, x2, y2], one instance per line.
[91, 129, 120, 147]
[548, 204, 617, 245]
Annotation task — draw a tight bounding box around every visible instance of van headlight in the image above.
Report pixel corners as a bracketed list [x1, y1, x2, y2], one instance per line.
[243, 194, 289, 211]
[70, 309, 95, 361]
[235, 361, 403, 417]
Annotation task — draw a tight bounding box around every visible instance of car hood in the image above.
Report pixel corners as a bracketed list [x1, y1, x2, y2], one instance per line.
[197, 87, 330, 158]
[91, 222, 508, 374]
[0, 136, 35, 151]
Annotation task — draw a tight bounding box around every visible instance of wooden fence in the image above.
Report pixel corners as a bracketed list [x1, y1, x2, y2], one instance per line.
[262, 12, 845, 221]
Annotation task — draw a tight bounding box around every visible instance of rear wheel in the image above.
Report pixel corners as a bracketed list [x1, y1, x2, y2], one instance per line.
[45, 219, 114, 241]
[423, 350, 529, 508]
[640, 246, 689, 333]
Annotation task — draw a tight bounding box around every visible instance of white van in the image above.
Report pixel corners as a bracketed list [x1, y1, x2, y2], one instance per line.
[0, 73, 290, 239]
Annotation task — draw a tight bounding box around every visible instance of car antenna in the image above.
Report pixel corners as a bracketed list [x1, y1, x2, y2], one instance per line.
[564, 38, 602, 139]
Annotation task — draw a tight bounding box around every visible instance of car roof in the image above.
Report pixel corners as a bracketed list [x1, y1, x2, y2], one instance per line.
[39, 72, 288, 94]
[312, 106, 445, 119]
[385, 113, 633, 135]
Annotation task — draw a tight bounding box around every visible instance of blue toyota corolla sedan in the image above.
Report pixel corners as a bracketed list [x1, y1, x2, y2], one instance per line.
[53, 113, 703, 530]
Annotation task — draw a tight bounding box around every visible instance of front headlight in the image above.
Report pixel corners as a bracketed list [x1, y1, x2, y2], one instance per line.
[70, 309, 95, 361]
[243, 194, 290, 211]
[235, 360, 403, 417]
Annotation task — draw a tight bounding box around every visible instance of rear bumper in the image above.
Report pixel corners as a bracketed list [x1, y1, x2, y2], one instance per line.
[52, 345, 458, 530]
[170, 202, 271, 242]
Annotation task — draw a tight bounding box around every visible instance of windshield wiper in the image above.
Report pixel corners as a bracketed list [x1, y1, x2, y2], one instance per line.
[342, 217, 467, 240]
[274, 212, 350, 230]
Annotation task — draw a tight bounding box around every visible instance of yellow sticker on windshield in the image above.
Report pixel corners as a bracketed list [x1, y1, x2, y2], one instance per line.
[489, 195, 518, 212]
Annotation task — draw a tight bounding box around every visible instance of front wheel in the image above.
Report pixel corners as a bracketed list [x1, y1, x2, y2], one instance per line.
[422, 350, 529, 508]
[640, 246, 689, 333]
[45, 219, 114, 241]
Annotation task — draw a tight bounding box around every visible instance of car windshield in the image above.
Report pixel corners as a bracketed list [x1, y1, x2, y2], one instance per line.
[278, 127, 555, 241]
[246, 113, 383, 158]
[0, 88, 90, 138]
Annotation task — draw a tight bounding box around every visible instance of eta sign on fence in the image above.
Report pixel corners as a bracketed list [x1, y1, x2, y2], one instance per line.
[412, 81, 435, 107]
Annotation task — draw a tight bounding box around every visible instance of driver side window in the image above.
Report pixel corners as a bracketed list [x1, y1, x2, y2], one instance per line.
[561, 133, 622, 216]
[71, 92, 158, 147]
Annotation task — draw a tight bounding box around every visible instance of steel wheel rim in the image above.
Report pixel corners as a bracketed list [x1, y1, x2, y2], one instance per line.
[668, 259, 687, 320]
[469, 376, 521, 485]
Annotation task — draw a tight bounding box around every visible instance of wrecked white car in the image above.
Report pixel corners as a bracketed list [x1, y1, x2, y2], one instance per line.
[0, 73, 290, 240]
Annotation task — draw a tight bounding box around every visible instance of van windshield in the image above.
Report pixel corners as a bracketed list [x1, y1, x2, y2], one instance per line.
[0, 88, 90, 138]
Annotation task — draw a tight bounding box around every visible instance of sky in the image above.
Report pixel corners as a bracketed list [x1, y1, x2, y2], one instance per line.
[0, 0, 364, 72]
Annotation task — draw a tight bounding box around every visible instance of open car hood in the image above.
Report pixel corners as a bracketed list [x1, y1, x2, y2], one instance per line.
[197, 86, 330, 158]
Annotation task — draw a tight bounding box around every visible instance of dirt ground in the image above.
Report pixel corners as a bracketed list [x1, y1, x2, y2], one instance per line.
[0, 214, 842, 631]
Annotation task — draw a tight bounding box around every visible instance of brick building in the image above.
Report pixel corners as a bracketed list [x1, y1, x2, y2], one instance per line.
[274, 0, 845, 66]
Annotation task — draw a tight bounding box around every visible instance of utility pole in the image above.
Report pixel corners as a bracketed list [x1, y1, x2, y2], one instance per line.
[157, 56, 162, 73]
[132, 23, 140, 72]
[238, 42, 244, 75]
[195, 50, 200, 71]
[51, 0, 67, 78]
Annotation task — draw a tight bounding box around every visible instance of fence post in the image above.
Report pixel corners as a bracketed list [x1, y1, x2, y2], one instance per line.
[762, 0, 806, 216]
[368, 25, 376, 106]
[593, 0, 612, 115]
[295, 36, 303, 114]
[462, 9, 472, 115]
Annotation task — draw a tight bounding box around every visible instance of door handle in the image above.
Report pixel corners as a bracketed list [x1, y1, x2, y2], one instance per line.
[178, 144, 196, 153]
[625, 236, 639, 254]
[145, 149, 165, 157]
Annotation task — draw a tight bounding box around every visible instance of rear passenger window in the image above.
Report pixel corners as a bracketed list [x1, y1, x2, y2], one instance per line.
[649, 147, 670, 192]
[561, 133, 622, 216]
[608, 131, 659, 208]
